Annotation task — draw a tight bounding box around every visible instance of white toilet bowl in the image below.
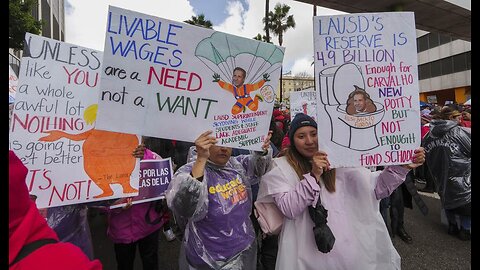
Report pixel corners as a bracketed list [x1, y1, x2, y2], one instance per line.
[318, 63, 385, 151]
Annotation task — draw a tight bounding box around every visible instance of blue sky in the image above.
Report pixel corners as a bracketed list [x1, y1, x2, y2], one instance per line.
[64, 0, 345, 75]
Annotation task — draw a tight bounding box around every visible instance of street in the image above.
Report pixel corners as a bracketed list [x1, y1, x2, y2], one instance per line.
[88, 187, 471, 270]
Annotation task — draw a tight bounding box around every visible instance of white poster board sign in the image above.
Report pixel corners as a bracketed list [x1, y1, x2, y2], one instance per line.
[313, 12, 420, 167]
[290, 90, 317, 121]
[95, 6, 283, 151]
[9, 33, 140, 208]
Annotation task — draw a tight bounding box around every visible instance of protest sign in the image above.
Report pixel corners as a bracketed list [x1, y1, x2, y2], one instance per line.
[9, 33, 141, 208]
[290, 90, 317, 121]
[313, 12, 421, 167]
[110, 158, 173, 209]
[9, 65, 18, 104]
[95, 6, 284, 151]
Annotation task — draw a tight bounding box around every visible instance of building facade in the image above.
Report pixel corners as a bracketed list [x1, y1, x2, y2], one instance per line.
[276, 73, 315, 103]
[35, 0, 66, 42]
[416, 30, 471, 106]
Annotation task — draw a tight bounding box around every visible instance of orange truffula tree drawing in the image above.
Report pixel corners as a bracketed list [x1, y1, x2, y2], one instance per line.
[39, 104, 139, 198]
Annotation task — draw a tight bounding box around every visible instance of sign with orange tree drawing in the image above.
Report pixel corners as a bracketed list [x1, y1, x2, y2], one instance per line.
[9, 33, 141, 208]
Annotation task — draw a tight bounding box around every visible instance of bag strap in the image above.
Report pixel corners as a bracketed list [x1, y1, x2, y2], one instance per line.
[403, 171, 429, 216]
[10, 238, 58, 266]
[308, 191, 328, 225]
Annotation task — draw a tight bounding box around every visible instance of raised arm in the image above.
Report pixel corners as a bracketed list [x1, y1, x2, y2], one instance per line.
[374, 147, 426, 200]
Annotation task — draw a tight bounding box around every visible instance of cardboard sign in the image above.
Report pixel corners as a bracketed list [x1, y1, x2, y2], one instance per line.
[290, 90, 317, 121]
[110, 158, 173, 209]
[313, 12, 421, 167]
[9, 33, 141, 208]
[95, 6, 284, 151]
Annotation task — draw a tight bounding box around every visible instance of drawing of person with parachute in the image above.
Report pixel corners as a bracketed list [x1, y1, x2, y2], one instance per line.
[195, 32, 284, 115]
[213, 67, 269, 115]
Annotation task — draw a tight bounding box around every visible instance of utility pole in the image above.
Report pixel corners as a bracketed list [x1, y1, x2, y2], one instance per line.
[279, 67, 283, 102]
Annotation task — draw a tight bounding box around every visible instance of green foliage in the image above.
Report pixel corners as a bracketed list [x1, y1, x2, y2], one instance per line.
[264, 3, 296, 46]
[9, 0, 42, 50]
[184, 14, 213, 29]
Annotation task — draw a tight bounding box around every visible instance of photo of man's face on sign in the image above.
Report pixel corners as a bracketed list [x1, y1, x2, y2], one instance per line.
[345, 85, 377, 115]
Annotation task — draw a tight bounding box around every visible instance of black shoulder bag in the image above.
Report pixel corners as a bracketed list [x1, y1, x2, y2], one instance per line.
[308, 195, 335, 253]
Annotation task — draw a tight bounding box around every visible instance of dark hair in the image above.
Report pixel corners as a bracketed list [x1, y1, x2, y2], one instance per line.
[233, 67, 246, 77]
[143, 136, 174, 158]
[269, 117, 284, 150]
[285, 141, 336, 193]
[439, 106, 461, 120]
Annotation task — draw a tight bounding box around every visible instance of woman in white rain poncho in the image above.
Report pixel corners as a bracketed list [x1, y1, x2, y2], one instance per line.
[256, 113, 426, 270]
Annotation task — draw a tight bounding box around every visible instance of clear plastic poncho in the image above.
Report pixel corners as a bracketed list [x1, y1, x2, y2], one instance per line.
[46, 204, 94, 259]
[166, 147, 272, 269]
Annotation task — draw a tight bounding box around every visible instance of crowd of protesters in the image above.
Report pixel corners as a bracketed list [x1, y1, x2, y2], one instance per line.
[9, 98, 470, 269]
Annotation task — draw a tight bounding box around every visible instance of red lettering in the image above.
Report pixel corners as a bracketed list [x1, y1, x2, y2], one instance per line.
[163, 68, 175, 88]
[49, 184, 67, 206]
[39, 170, 52, 190]
[27, 169, 42, 192]
[187, 72, 202, 91]
[147, 66, 202, 91]
[175, 70, 187, 90]
[147, 66, 165, 85]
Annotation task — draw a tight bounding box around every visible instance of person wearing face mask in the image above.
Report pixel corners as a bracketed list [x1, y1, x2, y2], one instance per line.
[165, 130, 273, 269]
[256, 113, 426, 270]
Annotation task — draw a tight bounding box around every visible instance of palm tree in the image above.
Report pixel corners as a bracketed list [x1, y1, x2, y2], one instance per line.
[266, 3, 295, 47]
[184, 14, 213, 29]
[265, 3, 296, 102]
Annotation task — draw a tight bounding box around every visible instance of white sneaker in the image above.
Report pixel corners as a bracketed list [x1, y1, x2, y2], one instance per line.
[163, 228, 176, 242]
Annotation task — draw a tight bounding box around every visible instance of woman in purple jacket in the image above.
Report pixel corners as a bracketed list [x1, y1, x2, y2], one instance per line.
[105, 143, 171, 270]
[166, 130, 272, 269]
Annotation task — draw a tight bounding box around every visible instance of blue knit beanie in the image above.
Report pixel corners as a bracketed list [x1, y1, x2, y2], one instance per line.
[288, 113, 317, 143]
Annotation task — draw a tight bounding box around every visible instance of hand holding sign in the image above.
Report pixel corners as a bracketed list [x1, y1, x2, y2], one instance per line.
[122, 197, 133, 210]
[195, 130, 218, 161]
[311, 151, 331, 181]
[132, 144, 146, 158]
[261, 130, 273, 154]
[402, 147, 425, 170]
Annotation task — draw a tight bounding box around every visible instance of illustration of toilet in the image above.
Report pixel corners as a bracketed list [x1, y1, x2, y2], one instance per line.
[318, 62, 385, 151]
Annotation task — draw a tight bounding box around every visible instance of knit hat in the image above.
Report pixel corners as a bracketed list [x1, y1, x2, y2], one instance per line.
[288, 113, 317, 143]
[421, 115, 431, 123]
